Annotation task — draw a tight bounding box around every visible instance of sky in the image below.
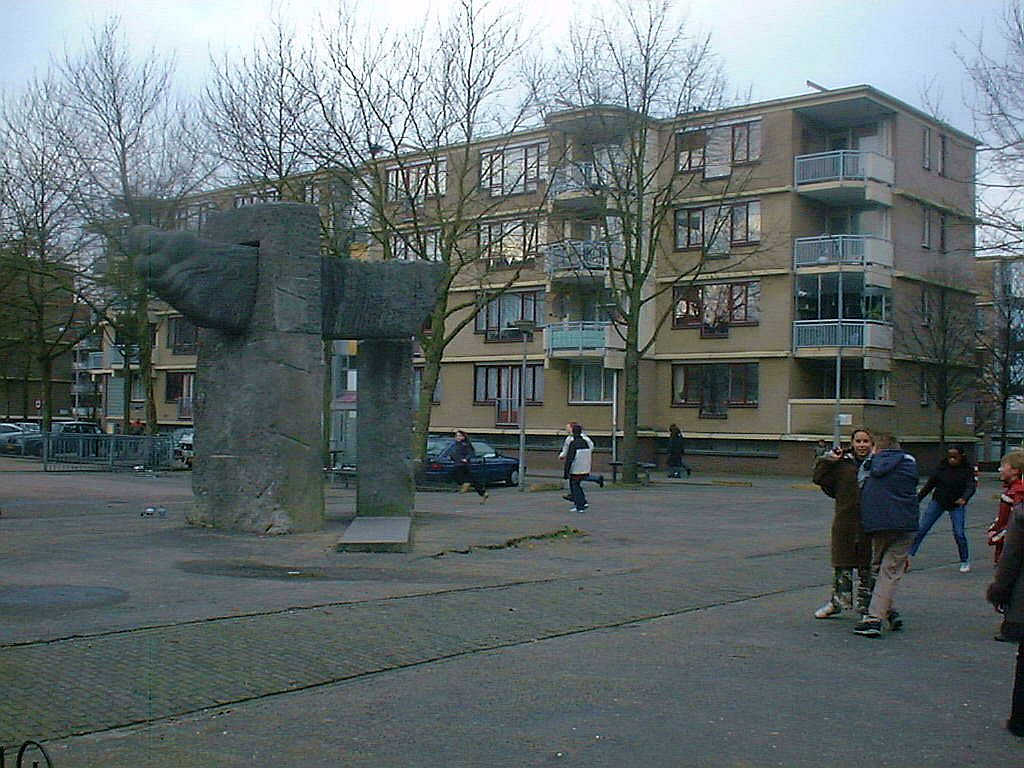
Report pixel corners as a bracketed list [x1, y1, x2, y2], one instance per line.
[0, 0, 1014, 138]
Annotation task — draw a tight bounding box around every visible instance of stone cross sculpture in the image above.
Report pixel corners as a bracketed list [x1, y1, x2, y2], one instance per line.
[129, 203, 444, 534]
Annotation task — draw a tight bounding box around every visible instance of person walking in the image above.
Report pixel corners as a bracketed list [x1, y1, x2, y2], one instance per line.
[451, 429, 488, 504]
[853, 433, 919, 638]
[558, 422, 604, 503]
[666, 424, 692, 478]
[985, 452, 1024, 737]
[561, 423, 593, 513]
[811, 428, 874, 619]
[910, 445, 977, 572]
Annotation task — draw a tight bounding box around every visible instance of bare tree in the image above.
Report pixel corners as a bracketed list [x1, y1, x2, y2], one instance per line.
[901, 280, 979, 448]
[303, 0, 550, 460]
[0, 73, 98, 430]
[542, 0, 760, 481]
[57, 17, 214, 434]
[977, 257, 1024, 455]
[961, 0, 1024, 255]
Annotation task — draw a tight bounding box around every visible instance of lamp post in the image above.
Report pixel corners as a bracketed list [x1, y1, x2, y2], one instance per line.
[511, 319, 537, 492]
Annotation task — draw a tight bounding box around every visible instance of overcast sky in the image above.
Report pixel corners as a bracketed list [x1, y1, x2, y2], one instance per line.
[0, 0, 1012, 136]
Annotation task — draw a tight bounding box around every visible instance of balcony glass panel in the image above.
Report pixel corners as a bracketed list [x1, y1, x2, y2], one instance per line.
[546, 321, 610, 353]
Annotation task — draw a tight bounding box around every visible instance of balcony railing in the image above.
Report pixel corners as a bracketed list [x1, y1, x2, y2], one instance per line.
[549, 162, 598, 196]
[87, 351, 105, 370]
[545, 321, 614, 355]
[543, 240, 624, 274]
[794, 150, 894, 186]
[106, 346, 140, 368]
[793, 235, 894, 268]
[793, 320, 893, 349]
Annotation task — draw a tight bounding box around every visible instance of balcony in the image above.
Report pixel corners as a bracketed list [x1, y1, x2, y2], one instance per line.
[793, 320, 893, 353]
[793, 235, 893, 269]
[71, 381, 95, 396]
[106, 347, 140, 368]
[794, 151, 893, 206]
[543, 240, 623, 282]
[545, 321, 623, 363]
[87, 351, 105, 370]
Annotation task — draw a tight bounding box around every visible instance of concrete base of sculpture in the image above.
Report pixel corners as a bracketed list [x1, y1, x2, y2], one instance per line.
[336, 516, 413, 553]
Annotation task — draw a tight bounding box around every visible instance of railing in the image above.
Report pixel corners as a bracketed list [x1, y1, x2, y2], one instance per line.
[792, 320, 893, 349]
[495, 396, 520, 427]
[36, 434, 174, 471]
[106, 347, 140, 368]
[545, 321, 612, 354]
[793, 235, 893, 268]
[87, 351, 104, 369]
[543, 240, 623, 274]
[71, 381, 95, 395]
[794, 150, 894, 185]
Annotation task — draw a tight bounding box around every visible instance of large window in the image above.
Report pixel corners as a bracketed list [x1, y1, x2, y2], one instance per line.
[392, 229, 441, 261]
[475, 290, 546, 341]
[165, 371, 194, 402]
[386, 159, 447, 202]
[569, 364, 616, 404]
[233, 188, 279, 208]
[480, 142, 548, 196]
[796, 273, 890, 322]
[672, 363, 759, 417]
[168, 316, 197, 355]
[479, 218, 540, 267]
[673, 281, 761, 336]
[674, 201, 761, 252]
[675, 120, 762, 173]
[474, 363, 544, 404]
[174, 202, 217, 232]
[412, 367, 442, 408]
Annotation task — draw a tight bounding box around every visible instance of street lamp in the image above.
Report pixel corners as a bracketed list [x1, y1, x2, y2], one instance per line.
[511, 319, 537, 492]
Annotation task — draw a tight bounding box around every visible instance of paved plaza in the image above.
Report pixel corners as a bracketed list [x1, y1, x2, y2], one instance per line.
[0, 459, 1020, 766]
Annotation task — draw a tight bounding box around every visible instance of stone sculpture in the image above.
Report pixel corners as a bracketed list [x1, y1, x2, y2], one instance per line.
[129, 203, 443, 534]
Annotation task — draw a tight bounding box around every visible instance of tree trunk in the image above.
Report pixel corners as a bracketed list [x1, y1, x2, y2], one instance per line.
[620, 322, 641, 484]
[121, 355, 132, 435]
[40, 355, 54, 432]
[412, 335, 443, 462]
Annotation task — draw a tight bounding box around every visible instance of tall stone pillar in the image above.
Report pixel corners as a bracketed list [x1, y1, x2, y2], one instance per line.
[356, 338, 415, 516]
[191, 204, 325, 534]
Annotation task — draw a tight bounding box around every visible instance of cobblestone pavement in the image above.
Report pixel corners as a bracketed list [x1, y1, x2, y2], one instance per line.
[1, 464, 1019, 766]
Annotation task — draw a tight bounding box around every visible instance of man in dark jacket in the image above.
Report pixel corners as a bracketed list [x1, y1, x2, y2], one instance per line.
[854, 433, 920, 638]
[910, 446, 977, 572]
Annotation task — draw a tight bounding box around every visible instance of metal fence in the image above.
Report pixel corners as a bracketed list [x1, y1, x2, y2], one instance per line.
[38, 434, 174, 471]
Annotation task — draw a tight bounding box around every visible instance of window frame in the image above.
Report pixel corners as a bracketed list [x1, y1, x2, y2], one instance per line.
[479, 141, 548, 197]
[672, 281, 762, 334]
[568, 364, 616, 404]
[478, 217, 540, 268]
[474, 289, 546, 341]
[386, 158, 448, 203]
[473, 363, 545, 405]
[674, 200, 762, 252]
[671, 362, 760, 416]
[168, 316, 197, 356]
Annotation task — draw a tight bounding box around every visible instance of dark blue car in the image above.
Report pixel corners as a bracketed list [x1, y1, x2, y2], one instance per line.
[423, 436, 521, 486]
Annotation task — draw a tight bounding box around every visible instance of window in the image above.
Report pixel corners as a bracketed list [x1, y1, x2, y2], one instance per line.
[676, 120, 761, 172]
[392, 229, 441, 261]
[920, 286, 933, 326]
[474, 363, 544, 404]
[938, 213, 948, 253]
[674, 201, 761, 251]
[165, 371, 194, 403]
[819, 363, 889, 400]
[174, 202, 217, 232]
[475, 290, 546, 341]
[796, 273, 890, 322]
[569, 364, 616, 404]
[332, 354, 357, 397]
[676, 129, 707, 171]
[386, 158, 447, 202]
[412, 367, 441, 408]
[922, 127, 932, 170]
[168, 316, 197, 355]
[672, 363, 759, 417]
[919, 368, 931, 405]
[921, 206, 933, 248]
[673, 281, 761, 336]
[233, 188, 279, 208]
[479, 218, 540, 267]
[938, 134, 948, 176]
[480, 141, 548, 196]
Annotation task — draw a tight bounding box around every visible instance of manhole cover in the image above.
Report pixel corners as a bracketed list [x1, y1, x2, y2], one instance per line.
[0, 585, 128, 613]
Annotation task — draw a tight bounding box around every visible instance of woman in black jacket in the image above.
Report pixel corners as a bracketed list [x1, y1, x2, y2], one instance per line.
[451, 430, 488, 503]
[911, 445, 976, 571]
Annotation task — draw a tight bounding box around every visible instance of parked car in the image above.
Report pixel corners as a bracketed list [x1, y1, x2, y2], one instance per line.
[20, 421, 103, 457]
[422, 435, 521, 486]
[0, 423, 29, 454]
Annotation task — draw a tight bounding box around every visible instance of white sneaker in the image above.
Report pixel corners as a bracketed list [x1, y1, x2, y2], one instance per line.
[959, 562, 971, 573]
[814, 599, 842, 619]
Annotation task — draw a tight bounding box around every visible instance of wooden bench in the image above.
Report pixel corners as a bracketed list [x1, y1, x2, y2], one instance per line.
[608, 461, 658, 485]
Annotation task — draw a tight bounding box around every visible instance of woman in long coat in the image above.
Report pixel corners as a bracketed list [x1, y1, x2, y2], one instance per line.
[812, 428, 875, 619]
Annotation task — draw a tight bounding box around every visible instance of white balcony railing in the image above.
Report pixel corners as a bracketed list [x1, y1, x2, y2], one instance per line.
[793, 320, 893, 349]
[794, 150, 894, 186]
[543, 240, 624, 274]
[87, 351, 105, 370]
[793, 235, 894, 268]
[545, 321, 614, 355]
[549, 162, 597, 196]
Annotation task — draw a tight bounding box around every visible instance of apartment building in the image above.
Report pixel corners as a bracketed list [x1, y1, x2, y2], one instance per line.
[82, 84, 979, 473]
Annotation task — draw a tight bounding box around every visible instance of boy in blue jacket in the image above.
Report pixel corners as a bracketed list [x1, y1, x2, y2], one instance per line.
[854, 433, 920, 638]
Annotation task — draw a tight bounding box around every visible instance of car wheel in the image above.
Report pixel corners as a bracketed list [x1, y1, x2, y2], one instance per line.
[506, 469, 519, 487]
